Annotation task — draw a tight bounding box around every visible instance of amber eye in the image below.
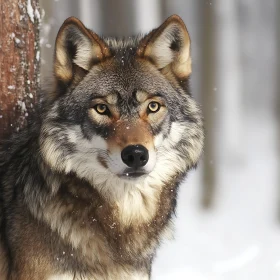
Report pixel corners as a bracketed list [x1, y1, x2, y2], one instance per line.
[148, 101, 160, 113]
[95, 104, 109, 115]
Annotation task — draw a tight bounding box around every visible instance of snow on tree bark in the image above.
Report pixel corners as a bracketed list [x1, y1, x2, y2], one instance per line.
[0, 0, 40, 140]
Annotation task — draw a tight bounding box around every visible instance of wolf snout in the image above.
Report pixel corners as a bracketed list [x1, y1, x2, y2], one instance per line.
[121, 145, 149, 168]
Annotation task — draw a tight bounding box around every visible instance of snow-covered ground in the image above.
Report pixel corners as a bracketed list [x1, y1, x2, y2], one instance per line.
[152, 111, 279, 280]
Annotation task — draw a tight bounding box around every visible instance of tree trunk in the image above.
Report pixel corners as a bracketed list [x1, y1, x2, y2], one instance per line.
[215, 0, 242, 161]
[201, 2, 216, 208]
[276, 0, 280, 222]
[100, 0, 136, 37]
[0, 0, 40, 140]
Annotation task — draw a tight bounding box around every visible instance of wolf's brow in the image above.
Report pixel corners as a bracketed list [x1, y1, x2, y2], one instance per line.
[92, 94, 118, 105]
[136, 91, 164, 102]
[151, 92, 164, 98]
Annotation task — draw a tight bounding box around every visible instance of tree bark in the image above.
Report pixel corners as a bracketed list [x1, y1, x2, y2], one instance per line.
[0, 0, 40, 140]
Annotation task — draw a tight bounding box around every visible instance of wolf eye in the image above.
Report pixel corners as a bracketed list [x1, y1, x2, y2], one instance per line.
[95, 104, 109, 115]
[148, 102, 160, 113]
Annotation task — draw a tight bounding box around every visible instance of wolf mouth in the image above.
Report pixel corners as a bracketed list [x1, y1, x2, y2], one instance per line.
[119, 169, 148, 178]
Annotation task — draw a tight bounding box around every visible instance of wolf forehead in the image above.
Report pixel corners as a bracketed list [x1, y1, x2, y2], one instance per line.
[73, 61, 177, 101]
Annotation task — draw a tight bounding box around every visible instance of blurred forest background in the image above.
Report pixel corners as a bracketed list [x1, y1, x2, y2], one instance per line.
[1, 0, 279, 279]
[39, 1, 279, 279]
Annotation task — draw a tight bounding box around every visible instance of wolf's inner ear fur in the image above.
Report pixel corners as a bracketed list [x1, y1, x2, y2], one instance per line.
[137, 15, 191, 79]
[54, 17, 110, 88]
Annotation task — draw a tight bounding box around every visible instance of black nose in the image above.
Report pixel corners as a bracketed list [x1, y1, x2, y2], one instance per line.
[121, 145, 149, 168]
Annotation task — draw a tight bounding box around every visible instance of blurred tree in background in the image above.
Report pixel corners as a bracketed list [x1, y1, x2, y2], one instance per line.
[277, 0, 280, 222]
[200, 1, 216, 208]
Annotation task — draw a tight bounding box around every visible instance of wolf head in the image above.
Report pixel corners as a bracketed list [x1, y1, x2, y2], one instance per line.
[40, 15, 203, 200]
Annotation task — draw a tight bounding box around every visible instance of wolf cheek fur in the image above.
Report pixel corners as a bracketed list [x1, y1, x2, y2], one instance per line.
[0, 15, 204, 280]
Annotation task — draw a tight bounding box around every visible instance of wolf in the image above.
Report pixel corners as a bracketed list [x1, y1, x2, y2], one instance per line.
[0, 15, 203, 279]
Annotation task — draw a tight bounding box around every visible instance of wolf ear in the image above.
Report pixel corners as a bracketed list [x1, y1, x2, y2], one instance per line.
[54, 17, 110, 89]
[137, 15, 191, 79]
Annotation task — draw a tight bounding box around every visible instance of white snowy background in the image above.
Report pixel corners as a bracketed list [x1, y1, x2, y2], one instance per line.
[39, 0, 279, 279]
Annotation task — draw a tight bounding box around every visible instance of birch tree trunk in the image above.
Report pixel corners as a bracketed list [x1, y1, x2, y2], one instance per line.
[0, 0, 40, 140]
